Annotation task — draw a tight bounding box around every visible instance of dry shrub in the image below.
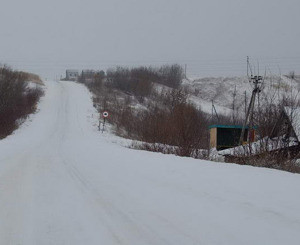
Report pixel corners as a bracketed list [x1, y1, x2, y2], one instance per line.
[0, 67, 44, 138]
[83, 65, 208, 158]
[114, 89, 209, 157]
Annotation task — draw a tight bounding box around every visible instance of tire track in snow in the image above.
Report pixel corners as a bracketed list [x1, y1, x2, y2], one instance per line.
[60, 154, 175, 245]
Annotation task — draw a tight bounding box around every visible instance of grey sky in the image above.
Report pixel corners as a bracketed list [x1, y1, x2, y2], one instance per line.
[1, 0, 300, 79]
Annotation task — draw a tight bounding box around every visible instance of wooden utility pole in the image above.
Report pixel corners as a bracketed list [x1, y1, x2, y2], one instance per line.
[211, 100, 219, 123]
[239, 75, 262, 145]
[244, 91, 247, 117]
[232, 85, 237, 123]
[239, 57, 263, 145]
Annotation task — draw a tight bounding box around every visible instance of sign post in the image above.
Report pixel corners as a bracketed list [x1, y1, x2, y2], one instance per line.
[102, 111, 109, 133]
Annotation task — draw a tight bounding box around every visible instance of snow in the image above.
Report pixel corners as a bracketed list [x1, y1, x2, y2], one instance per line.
[188, 94, 232, 115]
[219, 136, 299, 156]
[1, 80, 300, 244]
[26, 81, 44, 90]
[183, 75, 300, 116]
[183, 76, 251, 115]
[284, 106, 300, 141]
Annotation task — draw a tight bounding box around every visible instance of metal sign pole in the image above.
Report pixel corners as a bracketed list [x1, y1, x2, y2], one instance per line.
[101, 111, 109, 133]
[102, 117, 106, 133]
[98, 115, 101, 131]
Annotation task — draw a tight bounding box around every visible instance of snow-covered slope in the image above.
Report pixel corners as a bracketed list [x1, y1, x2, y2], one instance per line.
[183, 75, 300, 115]
[0, 81, 300, 245]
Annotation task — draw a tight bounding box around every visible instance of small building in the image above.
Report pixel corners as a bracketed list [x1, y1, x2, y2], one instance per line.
[217, 107, 300, 163]
[66, 70, 79, 81]
[209, 125, 255, 151]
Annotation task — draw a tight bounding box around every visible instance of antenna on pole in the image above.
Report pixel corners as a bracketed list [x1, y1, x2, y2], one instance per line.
[247, 56, 249, 77]
[247, 56, 254, 79]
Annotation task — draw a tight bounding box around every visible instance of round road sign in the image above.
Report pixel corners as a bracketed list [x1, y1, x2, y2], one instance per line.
[103, 111, 109, 118]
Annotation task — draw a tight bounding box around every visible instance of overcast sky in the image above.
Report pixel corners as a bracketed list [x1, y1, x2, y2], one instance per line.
[1, 0, 300, 79]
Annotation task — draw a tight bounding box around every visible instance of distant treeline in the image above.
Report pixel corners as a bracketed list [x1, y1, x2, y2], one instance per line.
[80, 64, 184, 102]
[107, 64, 183, 88]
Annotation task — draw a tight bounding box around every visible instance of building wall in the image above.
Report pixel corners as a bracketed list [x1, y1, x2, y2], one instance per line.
[210, 128, 217, 149]
[217, 128, 244, 150]
[210, 126, 251, 151]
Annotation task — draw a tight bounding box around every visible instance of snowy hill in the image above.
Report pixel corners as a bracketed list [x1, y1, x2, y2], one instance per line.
[0, 80, 300, 244]
[182, 75, 300, 116]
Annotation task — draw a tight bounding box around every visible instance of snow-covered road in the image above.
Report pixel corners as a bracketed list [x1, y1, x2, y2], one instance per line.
[1, 81, 300, 245]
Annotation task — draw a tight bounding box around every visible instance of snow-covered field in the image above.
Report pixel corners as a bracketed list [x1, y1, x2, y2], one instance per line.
[0, 81, 300, 245]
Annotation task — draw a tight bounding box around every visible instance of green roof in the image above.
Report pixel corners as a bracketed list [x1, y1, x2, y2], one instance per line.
[209, 124, 248, 129]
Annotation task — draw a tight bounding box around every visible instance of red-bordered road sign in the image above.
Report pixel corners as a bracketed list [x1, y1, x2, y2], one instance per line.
[103, 111, 109, 118]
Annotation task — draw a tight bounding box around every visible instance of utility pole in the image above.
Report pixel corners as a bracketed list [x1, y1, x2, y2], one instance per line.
[184, 64, 187, 79]
[239, 57, 263, 145]
[247, 56, 249, 77]
[239, 75, 262, 145]
[211, 100, 219, 123]
[232, 85, 237, 124]
[244, 91, 247, 118]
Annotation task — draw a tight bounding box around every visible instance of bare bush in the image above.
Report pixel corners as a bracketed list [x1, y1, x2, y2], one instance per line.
[224, 85, 300, 173]
[158, 64, 184, 88]
[0, 67, 44, 138]
[106, 66, 154, 101]
[84, 64, 207, 158]
[116, 89, 209, 157]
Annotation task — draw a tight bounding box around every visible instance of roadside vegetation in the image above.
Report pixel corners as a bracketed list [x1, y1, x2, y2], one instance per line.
[79, 64, 211, 158]
[218, 74, 300, 173]
[0, 66, 44, 139]
[79, 65, 300, 173]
